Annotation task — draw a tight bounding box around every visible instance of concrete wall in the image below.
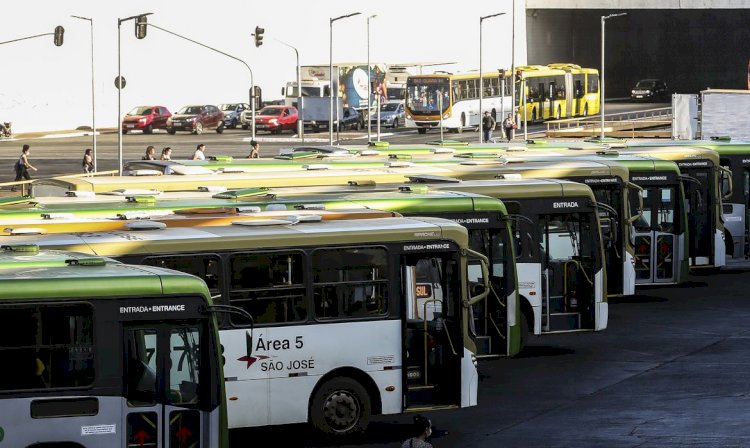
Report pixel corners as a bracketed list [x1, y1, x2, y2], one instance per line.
[526, 9, 750, 97]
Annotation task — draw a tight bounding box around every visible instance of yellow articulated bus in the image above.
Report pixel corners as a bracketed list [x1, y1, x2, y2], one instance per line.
[514, 63, 600, 122]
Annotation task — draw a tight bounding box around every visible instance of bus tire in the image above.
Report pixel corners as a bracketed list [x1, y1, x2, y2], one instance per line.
[310, 377, 371, 437]
[417, 128, 427, 134]
[532, 108, 538, 122]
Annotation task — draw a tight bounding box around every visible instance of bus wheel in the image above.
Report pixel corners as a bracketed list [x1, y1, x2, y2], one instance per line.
[532, 108, 538, 122]
[519, 313, 529, 354]
[311, 377, 371, 437]
[417, 128, 427, 134]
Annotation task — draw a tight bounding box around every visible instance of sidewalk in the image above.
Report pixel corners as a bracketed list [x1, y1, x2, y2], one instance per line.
[1, 127, 118, 141]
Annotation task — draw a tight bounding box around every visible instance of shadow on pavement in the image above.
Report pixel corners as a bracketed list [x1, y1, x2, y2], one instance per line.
[514, 345, 575, 359]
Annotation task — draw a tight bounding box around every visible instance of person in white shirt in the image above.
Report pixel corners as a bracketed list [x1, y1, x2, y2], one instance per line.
[192, 144, 206, 160]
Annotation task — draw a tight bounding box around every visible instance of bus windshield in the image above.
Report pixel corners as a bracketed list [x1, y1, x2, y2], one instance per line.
[406, 77, 450, 114]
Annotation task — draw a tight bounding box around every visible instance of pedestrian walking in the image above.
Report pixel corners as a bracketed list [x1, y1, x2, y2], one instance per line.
[142, 145, 156, 160]
[160, 147, 172, 161]
[82, 148, 94, 174]
[247, 140, 259, 159]
[11, 144, 36, 192]
[401, 415, 433, 448]
[192, 144, 206, 160]
[502, 113, 516, 142]
[481, 111, 496, 143]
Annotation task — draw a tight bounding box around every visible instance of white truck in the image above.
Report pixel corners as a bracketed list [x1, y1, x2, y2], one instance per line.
[282, 63, 388, 111]
[673, 89, 750, 140]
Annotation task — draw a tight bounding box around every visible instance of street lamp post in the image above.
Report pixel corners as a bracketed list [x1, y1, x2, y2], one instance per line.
[274, 38, 303, 141]
[479, 12, 505, 143]
[329, 12, 361, 146]
[117, 13, 152, 176]
[71, 15, 97, 172]
[367, 14, 376, 143]
[601, 12, 627, 140]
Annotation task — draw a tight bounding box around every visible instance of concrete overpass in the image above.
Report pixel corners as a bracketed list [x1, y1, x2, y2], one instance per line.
[522, 0, 750, 96]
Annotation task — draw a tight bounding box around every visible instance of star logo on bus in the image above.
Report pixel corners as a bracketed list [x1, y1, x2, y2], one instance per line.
[237, 331, 270, 368]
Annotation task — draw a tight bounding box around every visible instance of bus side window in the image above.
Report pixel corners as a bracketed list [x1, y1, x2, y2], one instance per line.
[228, 251, 307, 325]
[144, 255, 223, 299]
[0, 304, 94, 392]
[312, 247, 389, 320]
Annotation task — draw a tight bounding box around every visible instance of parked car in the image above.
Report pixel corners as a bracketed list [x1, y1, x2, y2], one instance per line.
[370, 101, 405, 129]
[253, 105, 299, 134]
[337, 107, 364, 131]
[219, 103, 249, 129]
[631, 79, 669, 102]
[166, 105, 224, 135]
[122, 106, 172, 134]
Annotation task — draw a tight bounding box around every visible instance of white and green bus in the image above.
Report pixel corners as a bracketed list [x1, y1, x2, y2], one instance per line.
[2, 216, 486, 437]
[0, 245, 228, 448]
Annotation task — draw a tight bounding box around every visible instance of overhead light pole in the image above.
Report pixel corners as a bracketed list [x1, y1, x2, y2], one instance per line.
[366, 14, 377, 143]
[273, 37, 303, 141]
[600, 12, 627, 139]
[479, 12, 505, 143]
[71, 15, 97, 171]
[117, 12, 152, 175]
[329, 12, 361, 145]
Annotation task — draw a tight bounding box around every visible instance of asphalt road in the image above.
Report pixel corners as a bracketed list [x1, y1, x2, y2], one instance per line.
[232, 264, 750, 447]
[0, 100, 667, 182]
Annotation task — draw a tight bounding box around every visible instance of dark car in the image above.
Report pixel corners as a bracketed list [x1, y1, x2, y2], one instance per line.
[219, 103, 249, 129]
[336, 107, 364, 131]
[122, 106, 172, 134]
[166, 105, 224, 135]
[631, 79, 669, 102]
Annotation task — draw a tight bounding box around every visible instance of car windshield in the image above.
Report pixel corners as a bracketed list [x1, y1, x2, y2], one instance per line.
[381, 103, 400, 112]
[636, 80, 657, 88]
[259, 108, 283, 116]
[220, 104, 237, 111]
[128, 107, 152, 116]
[177, 106, 203, 115]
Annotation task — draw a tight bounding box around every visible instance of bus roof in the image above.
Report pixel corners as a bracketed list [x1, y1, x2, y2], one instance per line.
[0, 247, 210, 301]
[420, 178, 597, 201]
[1, 217, 470, 257]
[33, 159, 629, 195]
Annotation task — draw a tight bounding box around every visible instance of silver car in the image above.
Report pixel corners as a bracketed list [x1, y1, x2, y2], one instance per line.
[370, 101, 405, 129]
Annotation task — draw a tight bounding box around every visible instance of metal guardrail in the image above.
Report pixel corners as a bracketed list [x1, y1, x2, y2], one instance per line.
[546, 107, 673, 138]
[0, 170, 119, 197]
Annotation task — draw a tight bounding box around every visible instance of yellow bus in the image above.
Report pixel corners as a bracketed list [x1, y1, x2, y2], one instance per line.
[515, 63, 600, 122]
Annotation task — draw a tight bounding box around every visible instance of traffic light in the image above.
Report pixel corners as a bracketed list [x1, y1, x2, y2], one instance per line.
[135, 15, 148, 39]
[53, 26, 64, 47]
[253, 26, 264, 47]
[253, 85, 262, 109]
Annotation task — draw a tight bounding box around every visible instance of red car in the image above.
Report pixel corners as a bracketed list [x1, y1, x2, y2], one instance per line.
[122, 106, 172, 134]
[254, 106, 298, 134]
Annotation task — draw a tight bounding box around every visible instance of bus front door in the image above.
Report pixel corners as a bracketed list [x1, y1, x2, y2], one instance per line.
[124, 322, 216, 448]
[681, 167, 715, 266]
[540, 215, 596, 332]
[403, 252, 465, 411]
[633, 187, 678, 284]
